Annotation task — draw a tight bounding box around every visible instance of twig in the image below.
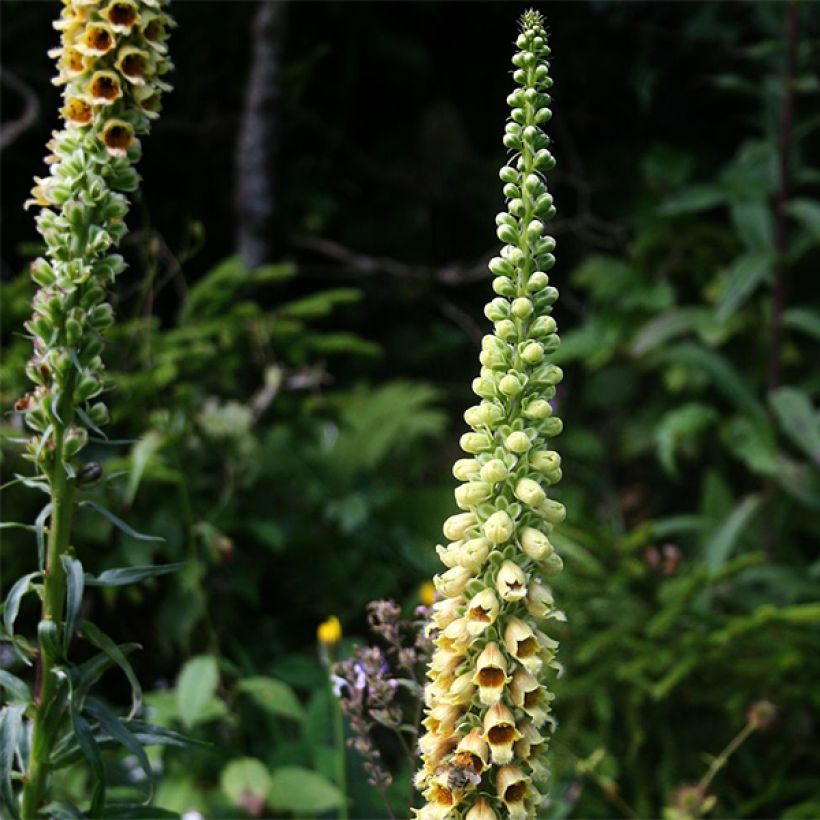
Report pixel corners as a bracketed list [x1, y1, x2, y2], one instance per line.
[0, 69, 40, 152]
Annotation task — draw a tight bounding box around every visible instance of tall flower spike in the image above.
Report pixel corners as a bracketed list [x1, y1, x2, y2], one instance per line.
[17, 1, 173, 814]
[415, 10, 563, 819]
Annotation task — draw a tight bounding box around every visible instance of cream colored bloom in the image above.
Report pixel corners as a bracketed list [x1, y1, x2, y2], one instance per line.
[503, 617, 542, 674]
[472, 643, 509, 705]
[483, 703, 520, 765]
[497, 560, 527, 601]
[466, 587, 499, 635]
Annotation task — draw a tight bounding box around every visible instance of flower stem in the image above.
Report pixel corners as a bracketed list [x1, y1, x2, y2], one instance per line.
[22, 446, 76, 817]
[697, 721, 756, 795]
[331, 678, 349, 820]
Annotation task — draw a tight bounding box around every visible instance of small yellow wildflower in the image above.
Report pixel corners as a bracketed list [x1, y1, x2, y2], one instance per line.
[419, 580, 436, 607]
[317, 615, 342, 647]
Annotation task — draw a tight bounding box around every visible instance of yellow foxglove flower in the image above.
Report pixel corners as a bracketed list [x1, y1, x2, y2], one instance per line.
[417, 11, 564, 817]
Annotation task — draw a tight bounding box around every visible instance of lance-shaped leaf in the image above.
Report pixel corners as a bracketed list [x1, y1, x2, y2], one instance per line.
[84, 564, 185, 588]
[80, 622, 142, 719]
[62, 556, 84, 653]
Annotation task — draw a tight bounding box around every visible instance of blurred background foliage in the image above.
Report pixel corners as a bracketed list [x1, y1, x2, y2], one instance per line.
[1, 1, 819, 817]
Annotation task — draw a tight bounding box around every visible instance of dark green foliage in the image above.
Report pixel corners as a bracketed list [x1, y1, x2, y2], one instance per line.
[1, 2, 818, 817]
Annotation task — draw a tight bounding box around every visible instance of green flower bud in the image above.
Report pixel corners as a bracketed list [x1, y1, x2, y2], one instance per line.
[515, 477, 546, 507]
[489, 256, 514, 277]
[483, 510, 515, 544]
[480, 458, 509, 484]
[499, 373, 524, 397]
[541, 551, 564, 576]
[443, 512, 476, 541]
[455, 481, 493, 510]
[541, 417, 564, 437]
[523, 399, 552, 420]
[520, 526, 553, 561]
[521, 341, 545, 365]
[492, 276, 517, 297]
[460, 432, 493, 454]
[496, 223, 518, 244]
[539, 499, 566, 525]
[464, 403, 504, 428]
[505, 431, 532, 453]
[87, 401, 109, 426]
[495, 319, 517, 342]
[529, 315, 558, 337]
[458, 538, 492, 572]
[511, 297, 533, 319]
[484, 298, 510, 322]
[499, 166, 518, 183]
[530, 450, 561, 472]
[63, 426, 89, 459]
[453, 458, 480, 481]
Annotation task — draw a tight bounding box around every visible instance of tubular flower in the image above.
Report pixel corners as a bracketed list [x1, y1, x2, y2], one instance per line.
[416, 11, 564, 818]
[17, 0, 173, 474]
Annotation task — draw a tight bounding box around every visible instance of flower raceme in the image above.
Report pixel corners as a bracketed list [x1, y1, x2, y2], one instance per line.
[18, 0, 173, 469]
[416, 11, 566, 819]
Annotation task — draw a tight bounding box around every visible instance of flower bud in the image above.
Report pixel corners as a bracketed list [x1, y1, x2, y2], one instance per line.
[443, 513, 476, 541]
[511, 297, 533, 319]
[466, 588, 499, 635]
[521, 341, 544, 365]
[520, 527, 553, 561]
[498, 373, 524, 397]
[530, 450, 561, 472]
[514, 477, 545, 507]
[464, 402, 504, 428]
[465, 799, 498, 820]
[63, 426, 89, 458]
[539, 498, 566, 524]
[453, 458, 480, 481]
[483, 510, 514, 544]
[526, 579, 555, 619]
[494, 319, 517, 342]
[479, 459, 508, 484]
[435, 566, 473, 598]
[460, 432, 492, 454]
[455, 481, 492, 510]
[541, 551, 564, 576]
[458, 538, 492, 572]
[505, 431, 532, 453]
[523, 399, 551, 420]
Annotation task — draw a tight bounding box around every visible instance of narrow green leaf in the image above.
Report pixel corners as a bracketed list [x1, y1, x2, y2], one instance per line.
[75, 644, 140, 704]
[78, 501, 164, 543]
[39, 801, 86, 819]
[715, 251, 772, 321]
[71, 710, 105, 818]
[4, 572, 41, 635]
[35, 503, 53, 571]
[126, 431, 164, 505]
[654, 403, 719, 475]
[85, 563, 185, 588]
[770, 387, 820, 468]
[238, 676, 305, 722]
[657, 343, 766, 422]
[0, 704, 25, 819]
[0, 670, 32, 704]
[80, 622, 142, 719]
[98, 807, 178, 819]
[38, 620, 63, 664]
[703, 494, 762, 573]
[789, 198, 820, 243]
[84, 698, 152, 786]
[660, 184, 726, 215]
[783, 307, 820, 341]
[730, 200, 774, 251]
[61, 556, 84, 653]
[0, 522, 37, 532]
[176, 655, 219, 729]
[630, 307, 710, 357]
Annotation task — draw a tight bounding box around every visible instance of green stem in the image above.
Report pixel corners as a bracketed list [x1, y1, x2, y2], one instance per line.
[331, 680, 349, 820]
[21, 445, 76, 817]
[697, 721, 756, 795]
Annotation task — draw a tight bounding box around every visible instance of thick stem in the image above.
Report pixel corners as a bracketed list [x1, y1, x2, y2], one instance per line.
[21, 452, 75, 817]
[767, 0, 798, 393]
